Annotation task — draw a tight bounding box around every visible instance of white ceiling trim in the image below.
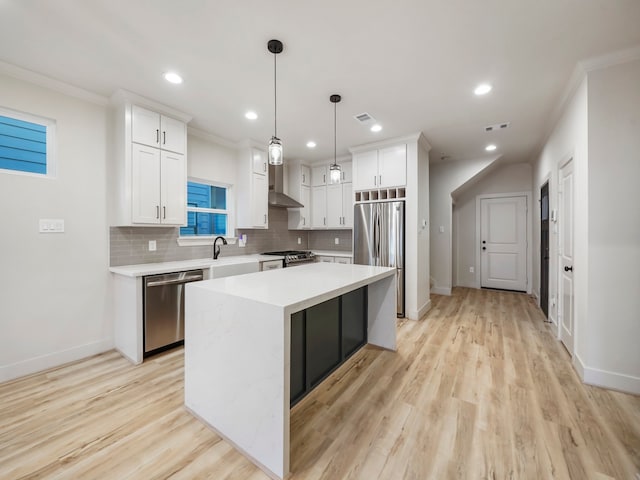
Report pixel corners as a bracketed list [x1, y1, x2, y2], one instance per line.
[580, 44, 640, 73]
[0, 60, 108, 106]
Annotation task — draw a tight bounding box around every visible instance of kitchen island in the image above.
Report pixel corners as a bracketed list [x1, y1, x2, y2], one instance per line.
[184, 262, 397, 480]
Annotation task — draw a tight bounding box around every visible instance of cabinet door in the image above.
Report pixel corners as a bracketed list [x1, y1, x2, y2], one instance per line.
[251, 172, 268, 227]
[311, 165, 327, 186]
[316, 256, 335, 263]
[300, 165, 311, 186]
[311, 186, 327, 228]
[326, 183, 342, 228]
[342, 287, 366, 358]
[379, 144, 406, 188]
[300, 185, 311, 228]
[290, 311, 306, 404]
[160, 151, 186, 225]
[131, 144, 161, 224]
[342, 182, 353, 228]
[251, 148, 267, 175]
[353, 151, 378, 190]
[335, 257, 352, 264]
[132, 105, 160, 148]
[340, 161, 353, 183]
[160, 115, 186, 154]
[306, 297, 341, 388]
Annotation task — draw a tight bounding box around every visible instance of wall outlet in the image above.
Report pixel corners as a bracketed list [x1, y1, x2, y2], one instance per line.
[469, 266, 474, 273]
[439, 225, 445, 233]
[334, 237, 339, 245]
[297, 237, 301, 245]
[238, 234, 247, 247]
[148, 240, 156, 251]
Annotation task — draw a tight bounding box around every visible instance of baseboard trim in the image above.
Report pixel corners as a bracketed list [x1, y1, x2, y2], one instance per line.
[431, 286, 451, 296]
[406, 298, 432, 320]
[574, 354, 640, 395]
[0, 338, 114, 384]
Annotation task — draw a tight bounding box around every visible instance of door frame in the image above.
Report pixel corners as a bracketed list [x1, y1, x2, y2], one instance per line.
[538, 173, 552, 319]
[475, 191, 532, 293]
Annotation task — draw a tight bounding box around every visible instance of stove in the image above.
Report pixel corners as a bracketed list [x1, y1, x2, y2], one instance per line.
[262, 250, 315, 267]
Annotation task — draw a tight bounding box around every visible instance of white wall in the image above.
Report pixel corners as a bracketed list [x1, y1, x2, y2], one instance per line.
[0, 73, 111, 382]
[532, 79, 588, 329]
[187, 130, 237, 185]
[584, 59, 640, 388]
[429, 156, 498, 294]
[453, 163, 532, 288]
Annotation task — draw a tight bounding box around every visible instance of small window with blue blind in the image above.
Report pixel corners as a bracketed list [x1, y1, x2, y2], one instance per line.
[180, 181, 228, 237]
[0, 107, 55, 177]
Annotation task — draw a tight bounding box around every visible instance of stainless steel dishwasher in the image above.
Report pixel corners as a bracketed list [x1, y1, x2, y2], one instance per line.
[143, 269, 203, 356]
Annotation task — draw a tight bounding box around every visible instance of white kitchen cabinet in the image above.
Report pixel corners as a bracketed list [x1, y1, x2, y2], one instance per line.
[311, 185, 327, 228]
[287, 164, 311, 229]
[326, 181, 353, 228]
[252, 149, 268, 175]
[131, 145, 186, 225]
[109, 91, 190, 227]
[312, 165, 328, 186]
[340, 161, 352, 183]
[352, 145, 406, 190]
[260, 259, 283, 271]
[315, 254, 352, 264]
[316, 255, 335, 263]
[132, 105, 186, 155]
[335, 256, 352, 264]
[236, 146, 269, 229]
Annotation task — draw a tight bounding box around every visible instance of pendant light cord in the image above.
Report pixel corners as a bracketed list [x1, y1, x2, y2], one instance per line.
[274, 53, 277, 138]
[333, 101, 337, 165]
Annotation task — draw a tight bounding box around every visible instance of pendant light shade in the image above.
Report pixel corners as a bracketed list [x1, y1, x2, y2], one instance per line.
[268, 39, 284, 165]
[329, 94, 342, 184]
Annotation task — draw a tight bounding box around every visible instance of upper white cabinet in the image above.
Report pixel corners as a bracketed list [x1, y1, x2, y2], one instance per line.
[312, 165, 328, 186]
[300, 165, 311, 186]
[353, 144, 406, 190]
[237, 147, 268, 229]
[287, 164, 312, 229]
[340, 161, 352, 183]
[311, 186, 327, 228]
[132, 105, 186, 155]
[109, 91, 190, 226]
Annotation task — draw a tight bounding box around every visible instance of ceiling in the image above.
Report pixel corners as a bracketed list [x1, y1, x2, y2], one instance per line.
[1, 0, 640, 164]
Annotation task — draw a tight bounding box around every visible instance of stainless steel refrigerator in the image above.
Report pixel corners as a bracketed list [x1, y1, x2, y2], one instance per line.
[353, 201, 405, 317]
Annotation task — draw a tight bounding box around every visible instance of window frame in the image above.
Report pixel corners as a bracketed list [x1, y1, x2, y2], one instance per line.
[0, 106, 57, 178]
[177, 178, 234, 246]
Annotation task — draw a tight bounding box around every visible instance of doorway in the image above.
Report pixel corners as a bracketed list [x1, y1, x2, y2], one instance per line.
[558, 159, 575, 354]
[479, 195, 528, 292]
[540, 182, 549, 318]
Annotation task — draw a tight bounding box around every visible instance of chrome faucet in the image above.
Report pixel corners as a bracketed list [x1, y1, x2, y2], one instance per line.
[213, 236, 227, 260]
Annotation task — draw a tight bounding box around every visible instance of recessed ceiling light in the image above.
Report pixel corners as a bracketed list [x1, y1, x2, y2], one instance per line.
[370, 124, 382, 132]
[485, 144, 497, 151]
[306, 141, 316, 148]
[474, 83, 492, 95]
[163, 72, 183, 84]
[245, 111, 258, 120]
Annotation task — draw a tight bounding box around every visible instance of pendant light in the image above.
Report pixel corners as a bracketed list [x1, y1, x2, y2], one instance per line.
[267, 39, 284, 165]
[329, 94, 342, 184]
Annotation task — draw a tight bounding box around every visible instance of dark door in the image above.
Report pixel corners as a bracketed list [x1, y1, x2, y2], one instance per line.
[290, 311, 306, 403]
[341, 287, 367, 358]
[540, 182, 549, 318]
[306, 297, 341, 388]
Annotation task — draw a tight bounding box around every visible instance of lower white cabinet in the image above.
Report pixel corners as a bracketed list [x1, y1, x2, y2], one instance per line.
[131, 144, 186, 225]
[260, 259, 283, 271]
[315, 255, 352, 264]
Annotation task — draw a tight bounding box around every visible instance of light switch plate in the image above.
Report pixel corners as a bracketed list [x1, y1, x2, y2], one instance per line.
[148, 240, 156, 251]
[334, 237, 339, 245]
[39, 219, 64, 233]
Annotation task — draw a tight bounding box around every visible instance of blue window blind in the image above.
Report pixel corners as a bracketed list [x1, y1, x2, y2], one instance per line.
[180, 181, 228, 236]
[0, 115, 47, 174]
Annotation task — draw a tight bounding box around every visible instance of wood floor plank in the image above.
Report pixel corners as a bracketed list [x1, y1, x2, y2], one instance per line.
[1, 287, 638, 479]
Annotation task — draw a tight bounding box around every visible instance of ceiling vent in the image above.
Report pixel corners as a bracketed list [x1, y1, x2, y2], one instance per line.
[354, 112, 376, 125]
[484, 121, 511, 132]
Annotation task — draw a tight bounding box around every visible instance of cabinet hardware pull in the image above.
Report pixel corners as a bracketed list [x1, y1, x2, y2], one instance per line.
[564, 265, 573, 272]
[163, 206, 166, 219]
[156, 206, 160, 219]
[264, 214, 267, 224]
[379, 174, 382, 185]
[156, 129, 159, 143]
[302, 174, 306, 183]
[163, 131, 166, 145]
[324, 217, 326, 225]
[374, 175, 377, 186]
[323, 174, 326, 183]
[303, 217, 306, 225]
[263, 163, 266, 172]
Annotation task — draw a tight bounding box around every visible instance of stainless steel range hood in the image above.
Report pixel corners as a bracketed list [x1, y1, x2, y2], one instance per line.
[268, 164, 304, 208]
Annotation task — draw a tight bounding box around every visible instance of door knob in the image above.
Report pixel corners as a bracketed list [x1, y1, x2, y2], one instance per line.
[482, 240, 486, 244]
[564, 266, 573, 272]
[482, 247, 486, 250]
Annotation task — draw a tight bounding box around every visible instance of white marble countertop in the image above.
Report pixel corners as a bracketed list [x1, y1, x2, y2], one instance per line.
[312, 250, 353, 258]
[109, 254, 284, 277]
[189, 262, 394, 313]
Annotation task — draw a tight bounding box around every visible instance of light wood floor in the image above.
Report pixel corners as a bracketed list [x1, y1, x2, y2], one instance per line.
[1, 288, 639, 479]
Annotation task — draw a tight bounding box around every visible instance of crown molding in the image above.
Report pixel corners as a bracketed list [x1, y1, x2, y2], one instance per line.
[187, 126, 238, 149]
[110, 89, 192, 123]
[0, 60, 108, 106]
[579, 44, 640, 73]
[349, 132, 430, 154]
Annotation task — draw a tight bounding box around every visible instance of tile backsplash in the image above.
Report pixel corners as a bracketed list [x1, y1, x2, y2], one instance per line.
[110, 208, 352, 266]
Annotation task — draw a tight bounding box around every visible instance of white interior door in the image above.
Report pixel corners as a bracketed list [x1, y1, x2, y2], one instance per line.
[480, 196, 527, 291]
[558, 160, 574, 354]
